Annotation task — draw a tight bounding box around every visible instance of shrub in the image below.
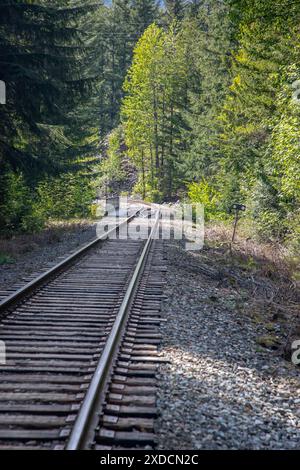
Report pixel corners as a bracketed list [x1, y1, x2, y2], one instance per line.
[149, 189, 163, 203]
[20, 204, 47, 233]
[100, 127, 126, 185]
[37, 172, 95, 220]
[285, 209, 300, 250]
[254, 210, 286, 241]
[187, 179, 222, 220]
[0, 167, 98, 234]
[249, 179, 287, 241]
[0, 171, 46, 234]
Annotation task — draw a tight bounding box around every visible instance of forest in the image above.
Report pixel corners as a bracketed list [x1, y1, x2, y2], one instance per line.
[1, 0, 300, 252]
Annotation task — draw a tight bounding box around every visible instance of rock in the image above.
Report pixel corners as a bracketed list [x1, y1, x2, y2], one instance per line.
[155, 240, 300, 451]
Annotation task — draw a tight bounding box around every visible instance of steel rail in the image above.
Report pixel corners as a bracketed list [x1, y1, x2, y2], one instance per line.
[0, 210, 139, 314]
[66, 210, 161, 450]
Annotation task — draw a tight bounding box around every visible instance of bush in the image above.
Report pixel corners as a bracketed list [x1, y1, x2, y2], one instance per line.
[0, 165, 99, 234]
[187, 179, 222, 220]
[21, 204, 47, 233]
[37, 172, 95, 220]
[249, 179, 287, 241]
[285, 209, 300, 250]
[254, 210, 285, 241]
[0, 171, 46, 234]
[99, 127, 126, 190]
[149, 189, 163, 203]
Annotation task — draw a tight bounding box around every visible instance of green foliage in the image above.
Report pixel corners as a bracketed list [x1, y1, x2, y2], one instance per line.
[21, 207, 47, 234]
[285, 210, 300, 253]
[181, 2, 233, 181]
[0, 171, 46, 234]
[246, 179, 284, 240]
[187, 180, 221, 220]
[0, 0, 106, 233]
[164, 0, 186, 21]
[0, 169, 97, 234]
[99, 0, 159, 131]
[0, 0, 103, 176]
[122, 23, 188, 200]
[104, 127, 126, 182]
[254, 211, 285, 242]
[1, 0, 300, 248]
[120, 0, 300, 246]
[149, 189, 164, 203]
[218, 0, 300, 242]
[0, 1, 159, 233]
[37, 173, 96, 220]
[98, 126, 127, 196]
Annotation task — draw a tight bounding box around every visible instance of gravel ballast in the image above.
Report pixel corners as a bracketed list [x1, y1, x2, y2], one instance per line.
[156, 242, 300, 450]
[0, 222, 97, 293]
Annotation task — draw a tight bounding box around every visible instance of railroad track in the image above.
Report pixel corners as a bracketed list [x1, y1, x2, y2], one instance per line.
[0, 209, 165, 450]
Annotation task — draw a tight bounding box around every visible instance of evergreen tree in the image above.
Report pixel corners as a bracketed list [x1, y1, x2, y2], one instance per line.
[219, 0, 300, 234]
[0, 1, 103, 177]
[187, 0, 202, 17]
[164, 0, 186, 21]
[99, 0, 159, 133]
[182, 1, 233, 182]
[0, 0, 104, 230]
[131, 0, 159, 36]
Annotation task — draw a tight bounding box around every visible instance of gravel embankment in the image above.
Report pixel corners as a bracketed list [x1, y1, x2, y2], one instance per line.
[156, 242, 300, 450]
[0, 222, 96, 293]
